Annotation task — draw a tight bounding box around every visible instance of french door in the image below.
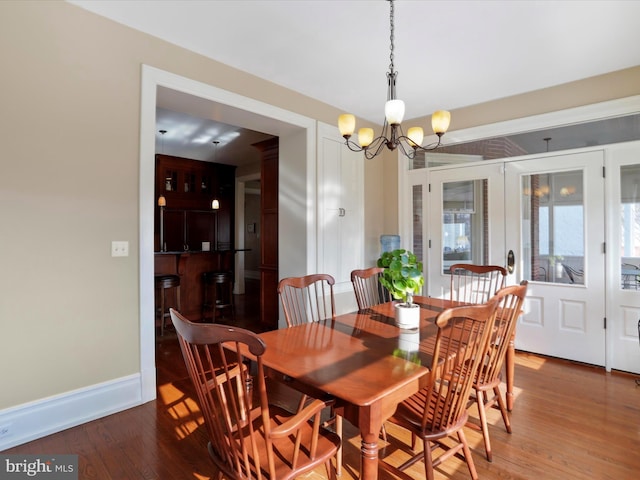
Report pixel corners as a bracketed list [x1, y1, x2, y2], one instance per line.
[425, 162, 507, 298]
[606, 142, 640, 374]
[419, 150, 607, 367]
[504, 151, 606, 366]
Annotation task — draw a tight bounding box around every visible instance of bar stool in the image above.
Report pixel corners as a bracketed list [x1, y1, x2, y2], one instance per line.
[202, 271, 234, 322]
[155, 274, 181, 336]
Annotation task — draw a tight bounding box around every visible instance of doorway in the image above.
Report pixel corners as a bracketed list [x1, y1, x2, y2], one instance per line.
[139, 65, 316, 402]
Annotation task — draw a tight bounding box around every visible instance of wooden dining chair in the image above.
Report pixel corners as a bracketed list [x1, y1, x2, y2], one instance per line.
[380, 297, 500, 480]
[170, 308, 341, 480]
[450, 264, 507, 304]
[467, 281, 528, 462]
[350, 267, 392, 309]
[276, 273, 342, 473]
[277, 274, 336, 326]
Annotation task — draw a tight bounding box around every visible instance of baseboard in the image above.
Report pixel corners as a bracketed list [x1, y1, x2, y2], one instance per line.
[0, 374, 144, 451]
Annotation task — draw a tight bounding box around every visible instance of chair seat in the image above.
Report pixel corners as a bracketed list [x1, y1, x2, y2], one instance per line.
[155, 274, 180, 289]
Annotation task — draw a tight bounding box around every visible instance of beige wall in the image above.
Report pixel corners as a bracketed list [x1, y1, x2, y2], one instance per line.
[0, 0, 638, 415]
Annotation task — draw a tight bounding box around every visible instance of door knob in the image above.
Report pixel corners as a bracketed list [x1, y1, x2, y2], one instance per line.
[507, 250, 515, 274]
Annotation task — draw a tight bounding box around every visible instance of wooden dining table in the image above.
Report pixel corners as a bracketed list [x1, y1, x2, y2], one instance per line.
[255, 296, 517, 480]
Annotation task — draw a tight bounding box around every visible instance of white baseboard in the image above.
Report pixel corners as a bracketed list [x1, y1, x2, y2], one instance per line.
[0, 374, 145, 451]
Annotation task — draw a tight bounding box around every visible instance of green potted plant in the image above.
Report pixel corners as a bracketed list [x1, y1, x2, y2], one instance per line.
[377, 248, 424, 328]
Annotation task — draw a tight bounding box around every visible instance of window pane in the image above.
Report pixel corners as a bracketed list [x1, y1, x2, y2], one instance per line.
[620, 164, 640, 289]
[412, 184, 423, 263]
[442, 179, 488, 273]
[522, 170, 584, 284]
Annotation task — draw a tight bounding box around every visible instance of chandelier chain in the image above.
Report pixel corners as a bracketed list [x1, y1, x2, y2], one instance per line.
[388, 0, 395, 73]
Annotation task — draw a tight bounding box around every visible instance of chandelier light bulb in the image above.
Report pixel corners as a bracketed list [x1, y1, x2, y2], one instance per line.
[358, 128, 374, 148]
[385, 99, 405, 125]
[407, 127, 424, 147]
[338, 114, 356, 137]
[432, 110, 451, 135]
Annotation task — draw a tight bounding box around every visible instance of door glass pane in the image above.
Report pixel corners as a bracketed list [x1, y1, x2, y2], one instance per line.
[620, 164, 640, 290]
[521, 170, 584, 284]
[442, 179, 488, 273]
[412, 184, 423, 263]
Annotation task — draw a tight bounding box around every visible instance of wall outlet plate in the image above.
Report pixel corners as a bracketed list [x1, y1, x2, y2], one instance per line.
[111, 241, 129, 257]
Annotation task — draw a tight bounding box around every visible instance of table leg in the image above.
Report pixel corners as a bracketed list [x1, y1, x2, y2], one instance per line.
[506, 333, 515, 411]
[357, 405, 383, 480]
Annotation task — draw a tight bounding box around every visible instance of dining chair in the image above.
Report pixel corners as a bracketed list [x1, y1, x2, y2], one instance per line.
[380, 297, 500, 480]
[277, 273, 342, 473]
[350, 267, 392, 309]
[170, 308, 341, 480]
[466, 281, 528, 462]
[450, 264, 507, 304]
[277, 274, 336, 326]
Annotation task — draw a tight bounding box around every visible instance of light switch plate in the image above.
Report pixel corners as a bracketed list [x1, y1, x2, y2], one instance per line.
[111, 241, 129, 257]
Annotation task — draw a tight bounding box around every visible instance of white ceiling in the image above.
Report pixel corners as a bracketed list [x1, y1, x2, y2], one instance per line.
[68, 0, 640, 165]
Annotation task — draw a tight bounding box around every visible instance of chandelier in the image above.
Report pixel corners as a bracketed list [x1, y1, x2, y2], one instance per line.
[338, 0, 451, 160]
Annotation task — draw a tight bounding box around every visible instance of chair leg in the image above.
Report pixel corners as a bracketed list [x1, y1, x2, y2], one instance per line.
[423, 439, 435, 480]
[494, 385, 512, 433]
[325, 459, 337, 480]
[458, 429, 479, 480]
[475, 390, 492, 462]
[335, 414, 342, 476]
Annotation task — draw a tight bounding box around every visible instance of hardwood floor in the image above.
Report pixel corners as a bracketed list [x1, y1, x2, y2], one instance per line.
[5, 282, 640, 479]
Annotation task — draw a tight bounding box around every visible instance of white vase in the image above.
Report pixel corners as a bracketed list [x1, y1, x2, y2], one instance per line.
[394, 302, 420, 329]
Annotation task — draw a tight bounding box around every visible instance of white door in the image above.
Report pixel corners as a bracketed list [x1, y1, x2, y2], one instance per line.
[317, 122, 364, 294]
[606, 142, 640, 373]
[505, 151, 606, 366]
[426, 162, 507, 298]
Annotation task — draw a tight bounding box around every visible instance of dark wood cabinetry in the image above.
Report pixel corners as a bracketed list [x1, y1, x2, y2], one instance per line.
[155, 154, 235, 252]
[254, 138, 279, 329]
[154, 154, 237, 322]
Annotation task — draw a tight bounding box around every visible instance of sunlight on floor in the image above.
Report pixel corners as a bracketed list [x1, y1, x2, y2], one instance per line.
[157, 381, 204, 439]
[515, 351, 548, 370]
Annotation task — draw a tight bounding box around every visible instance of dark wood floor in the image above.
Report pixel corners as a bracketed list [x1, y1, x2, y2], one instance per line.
[5, 281, 640, 479]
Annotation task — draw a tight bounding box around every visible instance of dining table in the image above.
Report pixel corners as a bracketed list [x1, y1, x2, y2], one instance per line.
[254, 296, 517, 480]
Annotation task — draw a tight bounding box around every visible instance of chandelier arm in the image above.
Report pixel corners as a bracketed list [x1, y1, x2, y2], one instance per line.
[343, 137, 366, 153]
[364, 140, 389, 160]
[412, 136, 444, 152]
[342, 131, 390, 154]
[396, 140, 417, 160]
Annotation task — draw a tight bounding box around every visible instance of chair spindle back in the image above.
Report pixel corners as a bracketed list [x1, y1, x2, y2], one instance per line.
[277, 274, 336, 327]
[350, 267, 392, 310]
[450, 264, 507, 304]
